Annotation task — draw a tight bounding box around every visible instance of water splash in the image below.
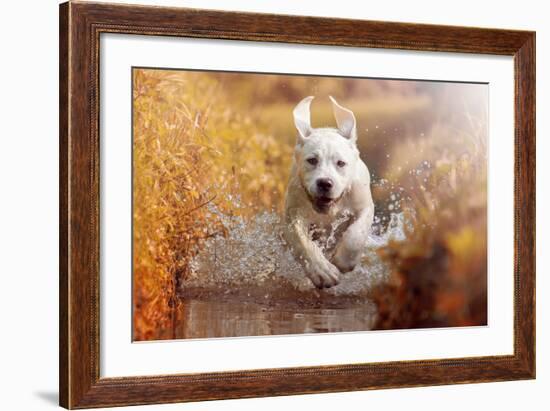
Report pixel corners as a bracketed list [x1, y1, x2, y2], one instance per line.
[184, 201, 409, 307]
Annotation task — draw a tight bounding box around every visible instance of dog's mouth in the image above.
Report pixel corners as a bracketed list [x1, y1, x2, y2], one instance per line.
[312, 195, 337, 214]
[300, 180, 342, 214]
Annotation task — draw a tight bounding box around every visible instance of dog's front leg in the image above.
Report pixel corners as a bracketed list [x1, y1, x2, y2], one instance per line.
[284, 217, 340, 288]
[332, 208, 374, 273]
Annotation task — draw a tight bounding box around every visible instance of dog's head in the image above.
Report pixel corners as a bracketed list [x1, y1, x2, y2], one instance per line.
[292, 96, 360, 214]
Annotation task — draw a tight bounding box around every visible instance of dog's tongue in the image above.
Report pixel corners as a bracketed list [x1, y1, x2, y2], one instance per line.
[317, 196, 333, 205]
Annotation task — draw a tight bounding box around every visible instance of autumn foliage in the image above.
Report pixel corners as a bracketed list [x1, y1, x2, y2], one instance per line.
[371, 87, 488, 329]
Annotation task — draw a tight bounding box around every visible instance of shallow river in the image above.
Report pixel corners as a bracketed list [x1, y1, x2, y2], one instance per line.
[173, 297, 377, 339]
[170, 210, 405, 340]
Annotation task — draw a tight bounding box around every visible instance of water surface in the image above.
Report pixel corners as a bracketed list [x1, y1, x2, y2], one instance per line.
[175, 297, 377, 339]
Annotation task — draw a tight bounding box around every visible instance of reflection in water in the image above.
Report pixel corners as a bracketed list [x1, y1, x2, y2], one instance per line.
[175, 298, 377, 339]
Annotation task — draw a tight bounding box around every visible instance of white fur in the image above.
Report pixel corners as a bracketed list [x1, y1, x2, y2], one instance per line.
[283, 96, 374, 288]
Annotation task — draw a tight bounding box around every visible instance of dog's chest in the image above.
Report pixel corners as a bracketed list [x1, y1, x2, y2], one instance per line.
[307, 208, 355, 253]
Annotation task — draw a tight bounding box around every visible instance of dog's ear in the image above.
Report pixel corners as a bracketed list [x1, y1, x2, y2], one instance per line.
[293, 96, 314, 143]
[329, 96, 357, 144]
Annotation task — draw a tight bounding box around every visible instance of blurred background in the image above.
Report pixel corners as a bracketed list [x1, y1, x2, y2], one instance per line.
[132, 68, 488, 341]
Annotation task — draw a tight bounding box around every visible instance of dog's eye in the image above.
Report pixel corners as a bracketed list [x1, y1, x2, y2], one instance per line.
[337, 160, 347, 168]
[307, 158, 318, 166]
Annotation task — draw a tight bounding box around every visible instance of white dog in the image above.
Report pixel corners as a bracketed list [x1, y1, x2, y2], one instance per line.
[283, 96, 374, 288]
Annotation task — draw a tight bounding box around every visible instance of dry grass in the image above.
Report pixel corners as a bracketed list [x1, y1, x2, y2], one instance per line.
[132, 69, 292, 340]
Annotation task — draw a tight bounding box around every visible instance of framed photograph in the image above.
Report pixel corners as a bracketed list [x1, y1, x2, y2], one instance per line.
[59, 1, 535, 408]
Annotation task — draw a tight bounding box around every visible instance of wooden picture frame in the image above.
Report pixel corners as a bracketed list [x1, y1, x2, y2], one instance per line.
[59, 1, 535, 408]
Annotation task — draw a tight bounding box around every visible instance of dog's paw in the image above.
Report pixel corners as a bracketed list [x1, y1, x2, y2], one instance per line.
[332, 248, 360, 274]
[333, 260, 355, 274]
[305, 259, 340, 289]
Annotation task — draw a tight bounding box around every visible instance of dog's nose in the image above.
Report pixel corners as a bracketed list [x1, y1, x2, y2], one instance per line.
[316, 178, 333, 192]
